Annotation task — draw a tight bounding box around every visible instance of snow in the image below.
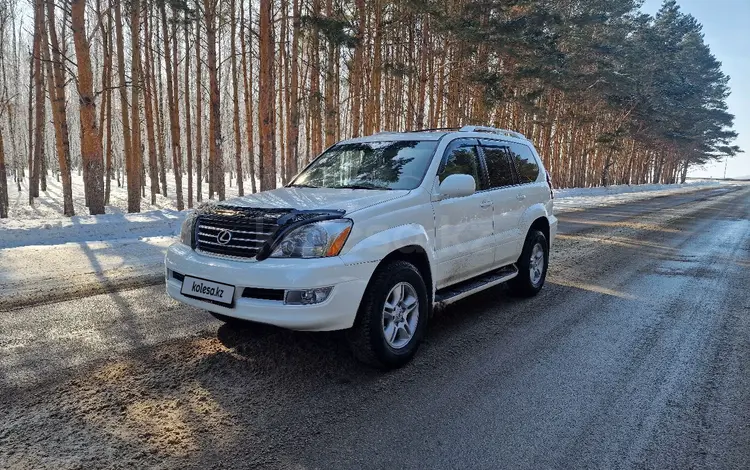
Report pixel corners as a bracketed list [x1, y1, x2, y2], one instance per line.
[552, 181, 721, 212]
[0, 171, 243, 249]
[4, 170, 243, 220]
[0, 176, 724, 309]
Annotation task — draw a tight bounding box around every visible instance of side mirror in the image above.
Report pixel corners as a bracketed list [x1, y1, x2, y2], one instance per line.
[438, 174, 476, 199]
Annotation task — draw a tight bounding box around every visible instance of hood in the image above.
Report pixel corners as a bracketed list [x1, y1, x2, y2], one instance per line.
[219, 187, 409, 214]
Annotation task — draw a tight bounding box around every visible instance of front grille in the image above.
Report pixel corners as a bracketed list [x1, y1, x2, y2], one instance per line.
[192, 205, 346, 260]
[195, 207, 287, 259]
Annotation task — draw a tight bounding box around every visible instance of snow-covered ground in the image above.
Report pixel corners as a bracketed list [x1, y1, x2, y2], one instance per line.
[552, 181, 721, 211]
[4, 170, 243, 219]
[0, 171, 242, 249]
[0, 175, 725, 309]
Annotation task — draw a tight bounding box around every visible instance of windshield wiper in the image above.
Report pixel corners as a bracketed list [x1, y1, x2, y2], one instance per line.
[288, 183, 320, 188]
[332, 183, 392, 190]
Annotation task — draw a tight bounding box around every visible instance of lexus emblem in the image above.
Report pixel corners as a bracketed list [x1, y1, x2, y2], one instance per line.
[216, 230, 232, 245]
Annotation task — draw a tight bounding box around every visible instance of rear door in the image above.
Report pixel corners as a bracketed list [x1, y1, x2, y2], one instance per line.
[432, 138, 495, 287]
[479, 139, 525, 266]
[506, 141, 549, 251]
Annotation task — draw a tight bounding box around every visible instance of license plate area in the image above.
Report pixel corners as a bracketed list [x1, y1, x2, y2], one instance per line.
[180, 276, 236, 307]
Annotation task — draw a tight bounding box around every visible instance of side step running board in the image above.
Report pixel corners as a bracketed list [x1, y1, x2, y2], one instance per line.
[434, 265, 519, 309]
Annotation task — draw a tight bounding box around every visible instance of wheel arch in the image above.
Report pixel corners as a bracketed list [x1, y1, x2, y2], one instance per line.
[520, 203, 552, 246]
[376, 245, 433, 301]
[528, 216, 550, 246]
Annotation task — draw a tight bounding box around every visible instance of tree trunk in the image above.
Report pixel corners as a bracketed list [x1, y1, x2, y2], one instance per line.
[26, 52, 33, 202]
[43, 0, 74, 216]
[309, 0, 321, 157]
[195, 5, 203, 201]
[100, 0, 114, 205]
[680, 160, 689, 184]
[129, 0, 143, 212]
[0, 126, 7, 218]
[114, 0, 134, 210]
[258, 0, 275, 190]
[323, 0, 336, 148]
[240, 0, 256, 192]
[230, 0, 243, 196]
[105, 64, 113, 204]
[184, 19, 194, 208]
[368, 0, 382, 134]
[286, 0, 300, 179]
[143, 4, 159, 205]
[161, 2, 184, 209]
[71, 0, 105, 214]
[31, 0, 44, 201]
[204, 0, 224, 199]
[152, 7, 168, 197]
[415, 15, 429, 129]
[349, 0, 365, 137]
[278, 0, 287, 183]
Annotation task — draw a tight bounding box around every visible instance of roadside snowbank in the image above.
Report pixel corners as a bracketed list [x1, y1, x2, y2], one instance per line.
[0, 211, 183, 250]
[552, 181, 720, 212]
[0, 170, 240, 249]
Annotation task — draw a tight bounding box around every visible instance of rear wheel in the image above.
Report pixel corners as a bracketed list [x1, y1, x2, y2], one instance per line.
[508, 229, 548, 297]
[347, 260, 428, 369]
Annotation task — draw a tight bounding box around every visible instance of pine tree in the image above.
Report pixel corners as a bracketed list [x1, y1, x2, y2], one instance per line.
[71, 0, 105, 214]
[258, 0, 275, 190]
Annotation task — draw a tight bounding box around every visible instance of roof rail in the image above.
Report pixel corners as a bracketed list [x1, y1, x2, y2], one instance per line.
[408, 127, 460, 133]
[459, 125, 527, 140]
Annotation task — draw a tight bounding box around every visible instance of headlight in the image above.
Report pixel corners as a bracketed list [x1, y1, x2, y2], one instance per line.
[270, 219, 353, 258]
[180, 211, 197, 246]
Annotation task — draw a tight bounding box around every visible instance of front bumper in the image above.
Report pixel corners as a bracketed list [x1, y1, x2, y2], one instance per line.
[165, 243, 377, 331]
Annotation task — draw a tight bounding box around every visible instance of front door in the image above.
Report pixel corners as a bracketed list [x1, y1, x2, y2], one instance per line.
[432, 139, 495, 288]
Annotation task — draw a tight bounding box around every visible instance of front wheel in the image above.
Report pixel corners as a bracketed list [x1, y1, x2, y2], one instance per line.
[508, 230, 549, 297]
[347, 260, 428, 369]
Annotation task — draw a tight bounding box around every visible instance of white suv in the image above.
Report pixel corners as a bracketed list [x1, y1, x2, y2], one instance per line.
[165, 126, 557, 368]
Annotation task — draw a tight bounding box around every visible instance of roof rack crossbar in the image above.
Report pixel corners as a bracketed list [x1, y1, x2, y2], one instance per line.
[458, 125, 527, 140]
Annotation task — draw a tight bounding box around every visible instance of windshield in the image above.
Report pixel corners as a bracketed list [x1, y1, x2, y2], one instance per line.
[290, 140, 439, 190]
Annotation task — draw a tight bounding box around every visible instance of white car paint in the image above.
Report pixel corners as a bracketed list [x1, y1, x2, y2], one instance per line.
[165, 127, 558, 331]
[223, 186, 410, 213]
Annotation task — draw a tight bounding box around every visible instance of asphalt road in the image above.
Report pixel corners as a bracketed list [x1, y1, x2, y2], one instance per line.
[1, 185, 748, 469]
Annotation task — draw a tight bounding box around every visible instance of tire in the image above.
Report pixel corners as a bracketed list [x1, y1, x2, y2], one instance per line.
[347, 260, 429, 369]
[508, 229, 549, 298]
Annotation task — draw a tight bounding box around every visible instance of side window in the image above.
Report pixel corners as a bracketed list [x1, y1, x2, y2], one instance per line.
[440, 144, 483, 189]
[508, 142, 540, 183]
[482, 145, 516, 188]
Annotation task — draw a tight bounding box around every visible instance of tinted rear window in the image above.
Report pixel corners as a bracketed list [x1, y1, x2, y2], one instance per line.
[481, 145, 515, 188]
[508, 142, 539, 183]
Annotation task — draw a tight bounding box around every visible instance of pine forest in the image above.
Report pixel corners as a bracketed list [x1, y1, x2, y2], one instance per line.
[0, 0, 740, 218]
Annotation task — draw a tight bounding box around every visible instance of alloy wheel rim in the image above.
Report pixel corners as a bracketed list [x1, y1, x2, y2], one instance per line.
[382, 282, 419, 349]
[529, 242, 545, 286]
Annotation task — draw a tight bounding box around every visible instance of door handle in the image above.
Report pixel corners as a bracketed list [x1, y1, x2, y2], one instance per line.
[480, 200, 493, 209]
[516, 194, 527, 201]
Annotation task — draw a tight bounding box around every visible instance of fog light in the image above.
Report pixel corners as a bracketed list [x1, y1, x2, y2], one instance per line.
[284, 287, 333, 305]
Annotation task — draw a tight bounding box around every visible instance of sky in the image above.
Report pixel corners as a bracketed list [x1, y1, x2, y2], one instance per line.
[641, 0, 750, 178]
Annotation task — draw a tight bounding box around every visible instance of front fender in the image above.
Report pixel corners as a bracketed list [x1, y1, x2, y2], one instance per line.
[340, 223, 434, 266]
